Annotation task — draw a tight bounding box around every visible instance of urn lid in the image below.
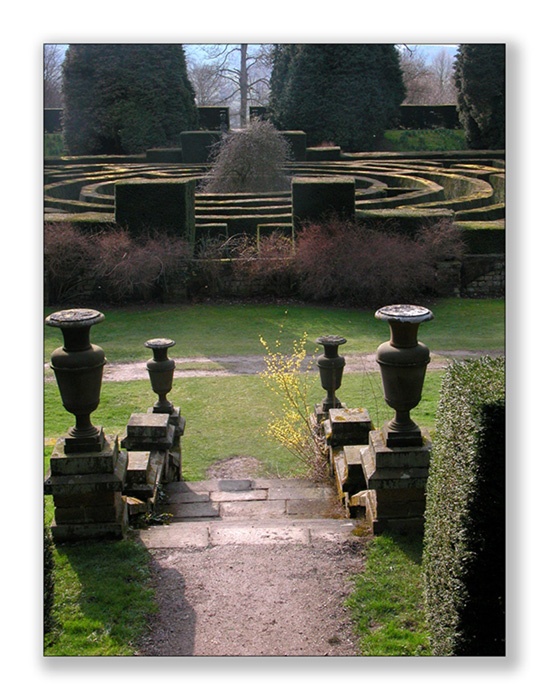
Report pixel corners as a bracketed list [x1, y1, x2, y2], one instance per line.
[316, 335, 347, 346]
[375, 305, 433, 324]
[145, 338, 176, 349]
[45, 308, 105, 328]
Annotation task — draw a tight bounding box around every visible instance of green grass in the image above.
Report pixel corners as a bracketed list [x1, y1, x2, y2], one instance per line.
[44, 538, 157, 656]
[44, 298, 504, 364]
[382, 128, 467, 152]
[45, 371, 444, 481]
[346, 531, 431, 655]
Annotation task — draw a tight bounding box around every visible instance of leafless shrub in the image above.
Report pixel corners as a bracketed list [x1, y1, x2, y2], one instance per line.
[200, 119, 291, 193]
[294, 215, 464, 307]
[44, 223, 190, 304]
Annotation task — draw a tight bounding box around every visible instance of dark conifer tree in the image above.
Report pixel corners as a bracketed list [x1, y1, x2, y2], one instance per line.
[454, 44, 505, 149]
[62, 44, 199, 155]
[269, 44, 405, 151]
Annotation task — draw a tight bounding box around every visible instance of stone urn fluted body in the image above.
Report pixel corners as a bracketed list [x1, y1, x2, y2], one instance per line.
[316, 335, 347, 412]
[45, 308, 106, 452]
[375, 305, 433, 447]
[145, 338, 176, 414]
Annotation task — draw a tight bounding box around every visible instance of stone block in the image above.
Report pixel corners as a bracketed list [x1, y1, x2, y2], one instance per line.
[365, 429, 431, 468]
[121, 413, 175, 451]
[44, 449, 128, 497]
[361, 445, 429, 490]
[218, 500, 287, 519]
[49, 435, 120, 476]
[210, 489, 268, 503]
[326, 408, 372, 446]
[53, 492, 124, 524]
[218, 479, 254, 492]
[158, 501, 220, 519]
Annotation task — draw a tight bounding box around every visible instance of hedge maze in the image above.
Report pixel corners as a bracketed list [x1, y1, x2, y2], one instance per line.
[44, 141, 505, 288]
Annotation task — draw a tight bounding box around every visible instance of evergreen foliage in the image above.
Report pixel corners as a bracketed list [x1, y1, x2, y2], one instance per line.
[422, 357, 505, 656]
[268, 44, 405, 151]
[454, 44, 505, 149]
[62, 44, 199, 155]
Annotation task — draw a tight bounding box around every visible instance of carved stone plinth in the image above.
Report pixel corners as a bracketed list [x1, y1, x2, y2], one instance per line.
[44, 435, 128, 542]
[349, 427, 431, 532]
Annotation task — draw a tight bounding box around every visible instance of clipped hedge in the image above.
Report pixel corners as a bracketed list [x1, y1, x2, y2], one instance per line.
[356, 208, 454, 238]
[423, 356, 505, 656]
[198, 106, 230, 131]
[114, 177, 196, 244]
[292, 176, 355, 231]
[180, 131, 223, 163]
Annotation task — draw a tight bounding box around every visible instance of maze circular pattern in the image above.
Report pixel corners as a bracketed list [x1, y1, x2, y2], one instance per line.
[44, 154, 505, 226]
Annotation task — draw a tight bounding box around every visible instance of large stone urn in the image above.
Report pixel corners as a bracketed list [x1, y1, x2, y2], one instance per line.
[45, 308, 106, 452]
[374, 304, 433, 447]
[316, 335, 347, 413]
[145, 338, 176, 414]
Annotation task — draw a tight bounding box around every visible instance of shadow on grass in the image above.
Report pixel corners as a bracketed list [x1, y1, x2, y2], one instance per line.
[45, 537, 193, 656]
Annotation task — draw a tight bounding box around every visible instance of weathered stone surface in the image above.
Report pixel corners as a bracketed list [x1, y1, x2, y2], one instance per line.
[218, 479, 253, 492]
[219, 500, 287, 518]
[49, 435, 119, 476]
[210, 489, 268, 503]
[158, 501, 220, 519]
[327, 408, 372, 446]
[126, 412, 171, 437]
[364, 429, 431, 469]
[361, 446, 429, 489]
[44, 449, 127, 496]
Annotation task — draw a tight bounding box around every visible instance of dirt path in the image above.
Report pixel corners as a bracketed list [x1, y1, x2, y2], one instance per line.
[45, 349, 503, 382]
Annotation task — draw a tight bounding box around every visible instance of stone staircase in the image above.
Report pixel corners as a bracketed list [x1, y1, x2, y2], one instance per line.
[136, 477, 360, 549]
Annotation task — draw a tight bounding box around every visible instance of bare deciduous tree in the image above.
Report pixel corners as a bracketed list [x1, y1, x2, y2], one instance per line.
[186, 44, 273, 126]
[44, 44, 64, 107]
[399, 45, 457, 105]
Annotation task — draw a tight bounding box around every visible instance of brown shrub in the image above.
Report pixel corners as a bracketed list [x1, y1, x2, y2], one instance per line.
[44, 222, 190, 304]
[294, 216, 464, 307]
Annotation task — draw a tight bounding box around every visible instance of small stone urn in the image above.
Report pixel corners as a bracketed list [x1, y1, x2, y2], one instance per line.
[45, 308, 106, 452]
[375, 305, 433, 447]
[316, 335, 347, 412]
[145, 338, 176, 414]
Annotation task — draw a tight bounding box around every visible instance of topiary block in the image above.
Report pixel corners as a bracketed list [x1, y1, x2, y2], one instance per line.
[292, 176, 355, 231]
[115, 178, 196, 246]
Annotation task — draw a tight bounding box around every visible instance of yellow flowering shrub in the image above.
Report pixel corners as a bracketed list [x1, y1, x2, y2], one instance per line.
[259, 331, 328, 479]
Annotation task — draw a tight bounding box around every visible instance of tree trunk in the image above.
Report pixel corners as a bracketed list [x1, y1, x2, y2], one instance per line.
[240, 44, 248, 127]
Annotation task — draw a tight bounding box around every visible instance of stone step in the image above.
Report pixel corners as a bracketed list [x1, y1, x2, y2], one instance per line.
[135, 518, 360, 549]
[158, 478, 347, 522]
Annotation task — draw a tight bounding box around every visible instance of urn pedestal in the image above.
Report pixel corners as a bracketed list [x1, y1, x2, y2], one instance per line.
[315, 335, 347, 422]
[374, 305, 433, 447]
[121, 338, 185, 496]
[44, 309, 128, 542]
[45, 308, 106, 453]
[349, 305, 434, 533]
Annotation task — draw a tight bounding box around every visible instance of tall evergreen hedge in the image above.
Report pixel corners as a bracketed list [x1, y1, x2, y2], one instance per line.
[268, 44, 405, 151]
[454, 44, 505, 149]
[62, 44, 199, 155]
[423, 356, 505, 656]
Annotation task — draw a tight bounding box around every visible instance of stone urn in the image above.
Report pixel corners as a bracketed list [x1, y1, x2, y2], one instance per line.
[316, 335, 347, 412]
[374, 305, 433, 447]
[45, 308, 106, 452]
[145, 338, 176, 413]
